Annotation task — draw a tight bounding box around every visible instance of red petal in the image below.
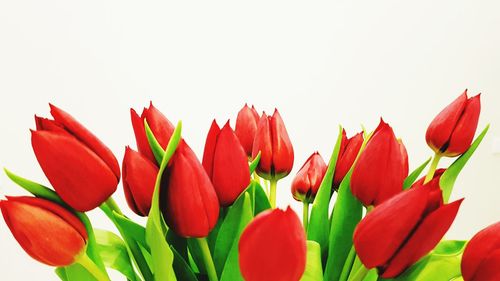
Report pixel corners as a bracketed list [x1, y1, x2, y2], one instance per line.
[142, 102, 175, 150]
[238, 207, 306, 281]
[445, 94, 481, 156]
[49, 104, 120, 179]
[252, 113, 273, 179]
[235, 104, 260, 156]
[470, 249, 500, 281]
[334, 131, 363, 188]
[131, 108, 156, 163]
[32, 130, 118, 212]
[270, 109, 294, 178]
[462, 222, 500, 281]
[202, 120, 220, 179]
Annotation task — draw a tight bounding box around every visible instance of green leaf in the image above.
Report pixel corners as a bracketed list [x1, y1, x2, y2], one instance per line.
[403, 158, 432, 190]
[94, 229, 140, 281]
[440, 125, 489, 202]
[301, 241, 324, 281]
[308, 125, 344, 257]
[112, 212, 148, 250]
[171, 246, 199, 281]
[363, 269, 378, 281]
[144, 120, 166, 165]
[215, 192, 253, 279]
[249, 152, 261, 174]
[145, 121, 183, 281]
[56, 264, 97, 281]
[382, 240, 466, 281]
[248, 180, 271, 215]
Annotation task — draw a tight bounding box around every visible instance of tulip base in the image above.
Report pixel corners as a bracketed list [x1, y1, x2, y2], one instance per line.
[269, 179, 277, 208]
[75, 253, 110, 281]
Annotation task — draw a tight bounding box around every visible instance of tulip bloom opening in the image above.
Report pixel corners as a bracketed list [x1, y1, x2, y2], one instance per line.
[426, 90, 481, 157]
[239, 207, 306, 281]
[235, 104, 260, 158]
[32, 104, 120, 212]
[461, 222, 500, 281]
[333, 129, 364, 189]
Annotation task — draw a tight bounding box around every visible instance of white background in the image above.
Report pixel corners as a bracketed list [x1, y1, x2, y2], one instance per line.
[1, 1, 499, 280]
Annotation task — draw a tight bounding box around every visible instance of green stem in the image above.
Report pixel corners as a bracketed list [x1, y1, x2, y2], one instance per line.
[348, 265, 369, 281]
[269, 179, 277, 208]
[196, 237, 218, 281]
[105, 197, 123, 216]
[424, 153, 442, 184]
[338, 246, 357, 281]
[303, 202, 309, 231]
[76, 253, 111, 281]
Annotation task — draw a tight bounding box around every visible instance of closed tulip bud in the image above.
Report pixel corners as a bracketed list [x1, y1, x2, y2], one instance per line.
[235, 104, 260, 157]
[32, 104, 120, 212]
[333, 130, 364, 189]
[131, 102, 175, 163]
[122, 146, 158, 216]
[461, 222, 500, 281]
[353, 182, 463, 278]
[0, 196, 88, 266]
[426, 90, 481, 157]
[350, 119, 409, 206]
[251, 109, 294, 180]
[202, 120, 251, 206]
[239, 207, 306, 281]
[291, 152, 327, 203]
[161, 142, 220, 237]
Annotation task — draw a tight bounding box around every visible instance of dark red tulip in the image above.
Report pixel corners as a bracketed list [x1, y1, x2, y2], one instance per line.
[131, 102, 175, 164]
[122, 146, 158, 216]
[239, 207, 306, 281]
[32, 104, 120, 212]
[235, 104, 260, 157]
[426, 90, 481, 157]
[353, 181, 463, 278]
[202, 120, 251, 206]
[0, 196, 87, 266]
[161, 142, 220, 238]
[251, 109, 294, 180]
[461, 222, 500, 281]
[291, 152, 327, 203]
[333, 130, 364, 189]
[350, 119, 409, 206]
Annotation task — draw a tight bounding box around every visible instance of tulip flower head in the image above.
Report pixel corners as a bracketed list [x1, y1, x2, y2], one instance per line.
[333, 129, 364, 189]
[131, 102, 175, 164]
[251, 109, 294, 180]
[239, 207, 306, 281]
[122, 146, 159, 216]
[291, 152, 327, 203]
[461, 222, 500, 281]
[353, 181, 463, 278]
[161, 141, 220, 238]
[235, 104, 260, 158]
[202, 120, 251, 206]
[0, 196, 88, 267]
[32, 104, 120, 212]
[350, 119, 409, 206]
[426, 90, 481, 157]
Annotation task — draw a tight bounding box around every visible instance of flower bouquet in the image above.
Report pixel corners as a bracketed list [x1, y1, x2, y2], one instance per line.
[1, 91, 498, 281]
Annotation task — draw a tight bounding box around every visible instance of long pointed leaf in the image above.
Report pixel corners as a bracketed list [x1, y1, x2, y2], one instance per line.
[403, 157, 431, 189]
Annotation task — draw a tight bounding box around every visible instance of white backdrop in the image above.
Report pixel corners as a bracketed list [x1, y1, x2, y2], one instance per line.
[1, 1, 499, 280]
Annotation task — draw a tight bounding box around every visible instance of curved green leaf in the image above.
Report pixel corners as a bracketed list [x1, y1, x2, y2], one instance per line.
[249, 152, 261, 174]
[301, 241, 324, 281]
[112, 212, 148, 250]
[403, 158, 432, 190]
[171, 246, 199, 281]
[144, 120, 166, 165]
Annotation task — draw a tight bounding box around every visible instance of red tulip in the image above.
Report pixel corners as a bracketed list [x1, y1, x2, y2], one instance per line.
[131, 102, 175, 164]
[0, 196, 87, 266]
[291, 152, 327, 203]
[239, 207, 306, 281]
[350, 119, 409, 206]
[122, 146, 158, 216]
[202, 120, 251, 206]
[353, 181, 463, 278]
[235, 104, 260, 157]
[333, 130, 364, 189]
[32, 104, 120, 212]
[426, 90, 481, 157]
[461, 222, 500, 281]
[161, 142, 220, 237]
[251, 109, 294, 180]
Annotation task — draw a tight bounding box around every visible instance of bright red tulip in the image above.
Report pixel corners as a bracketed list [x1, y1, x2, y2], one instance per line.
[333, 130, 364, 189]
[202, 120, 251, 206]
[0, 196, 88, 266]
[122, 146, 158, 216]
[239, 207, 306, 281]
[426, 90, 481, 157]
[32, 104, 120, 212]
[161, 142, 220, 238]
[251, 109, 294, 180]
[235, 104, 260, 157]
[131, 102, 175, 164]
[291, 152, 327, 203]
[353, 181, 463, 278]
[461, 222, 500, 281]
[350, 119, 409, 206]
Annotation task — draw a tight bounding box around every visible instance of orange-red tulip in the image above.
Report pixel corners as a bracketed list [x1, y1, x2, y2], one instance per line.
[291, 152, 327, 203]
[235, 104, 260, 157]
[333, 130, 364, 189]
[461, 222, 500, 281]
[0, 196, 87, 266]
[32, 104, 119, 212]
